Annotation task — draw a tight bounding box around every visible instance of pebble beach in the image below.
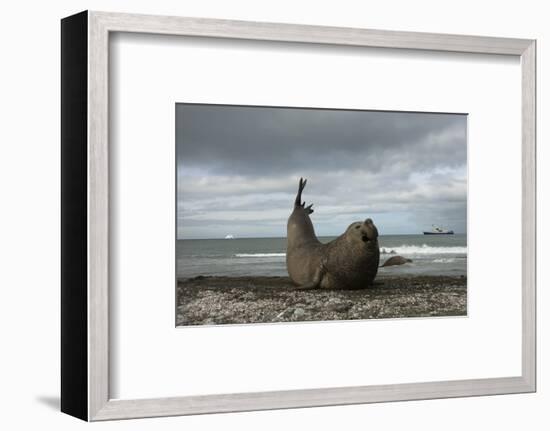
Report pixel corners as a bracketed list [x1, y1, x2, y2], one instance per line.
[176, 275, 467, 326]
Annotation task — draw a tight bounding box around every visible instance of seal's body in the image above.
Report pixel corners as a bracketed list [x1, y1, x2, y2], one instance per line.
[286, 178, 380, 289]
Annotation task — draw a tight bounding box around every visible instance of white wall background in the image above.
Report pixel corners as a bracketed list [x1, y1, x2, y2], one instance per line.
[0, 0, 546, 429]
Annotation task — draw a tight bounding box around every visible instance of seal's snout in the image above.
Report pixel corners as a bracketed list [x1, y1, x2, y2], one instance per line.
[361, 218, 378, 242]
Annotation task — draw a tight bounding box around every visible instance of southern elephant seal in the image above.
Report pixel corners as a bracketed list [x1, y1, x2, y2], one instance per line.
[286, 178, 380, 289]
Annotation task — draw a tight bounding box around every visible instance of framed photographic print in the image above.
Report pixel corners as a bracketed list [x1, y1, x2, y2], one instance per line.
[61, 11, 536, 421]
[175, 104, 468, 326]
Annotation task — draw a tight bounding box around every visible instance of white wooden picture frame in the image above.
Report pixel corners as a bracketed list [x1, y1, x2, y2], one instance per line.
[61, 11, 536, 421]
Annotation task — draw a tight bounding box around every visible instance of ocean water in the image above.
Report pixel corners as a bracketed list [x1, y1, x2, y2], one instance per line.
[176, 234, 467, 279]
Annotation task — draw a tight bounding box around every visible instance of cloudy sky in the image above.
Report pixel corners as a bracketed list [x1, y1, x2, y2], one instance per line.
[176, 104, 467, 239]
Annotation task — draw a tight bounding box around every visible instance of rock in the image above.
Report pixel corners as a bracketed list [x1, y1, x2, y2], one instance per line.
[240, 292, 256, 301]
[293, 307, 306, 319]
[381, 256, 412, 267]
[327, 300, 353, 312]
[277, 308, 294, 319]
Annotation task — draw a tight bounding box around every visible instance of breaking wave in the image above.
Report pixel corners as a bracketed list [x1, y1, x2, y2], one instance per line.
[235, 253, 286, 258]
[235, 246, 466, 258]
[382, 245, 466, 255]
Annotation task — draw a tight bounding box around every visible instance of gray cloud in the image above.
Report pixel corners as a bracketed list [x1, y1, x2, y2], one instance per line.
[176, 104, 467, 239]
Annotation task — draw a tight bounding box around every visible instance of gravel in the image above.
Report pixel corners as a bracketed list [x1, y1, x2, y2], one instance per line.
[176, 275, 467, 326]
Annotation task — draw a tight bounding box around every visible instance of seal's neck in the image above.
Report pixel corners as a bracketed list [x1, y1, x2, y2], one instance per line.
[287, 208, 318, 248]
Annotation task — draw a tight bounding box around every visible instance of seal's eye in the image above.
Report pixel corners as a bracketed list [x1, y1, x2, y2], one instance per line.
[355, 226, 360, 229]
[361, 235, 369, 242]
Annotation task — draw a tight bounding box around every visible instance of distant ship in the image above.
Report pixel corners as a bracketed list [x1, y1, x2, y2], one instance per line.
[224, 234, 235, 239]
[423, 225, 454, 235]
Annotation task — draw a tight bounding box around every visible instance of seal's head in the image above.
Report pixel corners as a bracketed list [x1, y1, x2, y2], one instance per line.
[345, 218, 379, 246]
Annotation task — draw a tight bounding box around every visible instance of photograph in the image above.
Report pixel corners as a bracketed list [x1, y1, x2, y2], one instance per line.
[176, 103, 467, 326]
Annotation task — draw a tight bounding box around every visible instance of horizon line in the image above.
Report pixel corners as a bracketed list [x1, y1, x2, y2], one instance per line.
[177, 233, 467, 240]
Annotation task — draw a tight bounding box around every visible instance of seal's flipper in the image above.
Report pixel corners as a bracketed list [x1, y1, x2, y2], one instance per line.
[295, 177, 307, 207]
[295, 259, 326, 290]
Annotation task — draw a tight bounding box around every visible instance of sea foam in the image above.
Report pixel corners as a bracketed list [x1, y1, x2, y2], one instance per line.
[386, 244, 466, 255]
[235, 253, 286, 258]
